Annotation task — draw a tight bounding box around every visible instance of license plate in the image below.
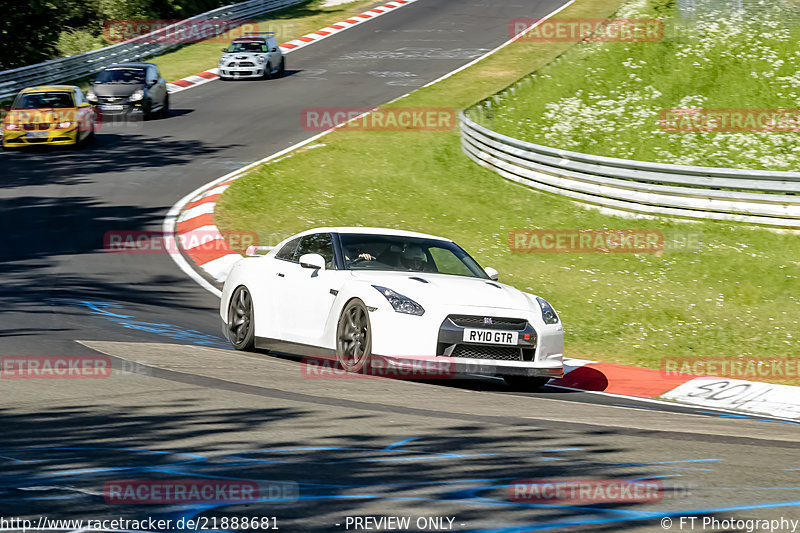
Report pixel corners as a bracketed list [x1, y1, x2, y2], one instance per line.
[25, 132, 48, 137]
[462, 329, 518, 345]
[101, 105, 124, 111]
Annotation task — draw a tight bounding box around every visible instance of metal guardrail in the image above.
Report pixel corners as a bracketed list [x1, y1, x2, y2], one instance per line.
[460, 112, 800, 228]
[0, 0, 303, 100]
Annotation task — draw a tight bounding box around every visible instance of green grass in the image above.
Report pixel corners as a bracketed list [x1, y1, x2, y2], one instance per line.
[215, 0, 800, 383]
[476, 0, 800, 171]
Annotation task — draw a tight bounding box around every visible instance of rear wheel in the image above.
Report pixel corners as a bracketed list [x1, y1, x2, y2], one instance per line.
[228, 286, 255, 351]
[502, 375, 550, 391]
[336, 299, 372, 372]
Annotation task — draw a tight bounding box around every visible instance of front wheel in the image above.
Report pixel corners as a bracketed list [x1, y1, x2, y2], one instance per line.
[228, 286, 255, 351]
[502, 375, 550, 391]
[277, 58, 285, 77]
[336, 299, 372, 372]
[160, 94, 170, 118]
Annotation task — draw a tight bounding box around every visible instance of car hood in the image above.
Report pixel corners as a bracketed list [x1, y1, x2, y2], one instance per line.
[348, 271, 534, 310]
[92, 83, 144, 97]
[221, 53, 261, 61]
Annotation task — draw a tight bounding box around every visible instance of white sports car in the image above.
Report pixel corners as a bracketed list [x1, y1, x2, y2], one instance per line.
[220, 227, 564, 389]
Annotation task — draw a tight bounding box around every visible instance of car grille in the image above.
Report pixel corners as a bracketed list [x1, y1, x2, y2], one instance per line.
[448, 315, 528, 330]
[98, 96, 126, 104]
[23, 123, 50, 131]
[451, 345, 523, 361]
[239, 61, 256, 67]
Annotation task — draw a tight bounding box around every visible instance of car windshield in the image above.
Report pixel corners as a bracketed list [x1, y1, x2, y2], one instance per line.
[95, 68, 146, 84]
[227, 41, 267, 53]
[339, 233, 489, 278]
[13, 92, 74, 109]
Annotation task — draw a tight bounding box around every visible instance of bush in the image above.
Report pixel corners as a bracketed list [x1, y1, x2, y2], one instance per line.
[56, 28, 107, 57]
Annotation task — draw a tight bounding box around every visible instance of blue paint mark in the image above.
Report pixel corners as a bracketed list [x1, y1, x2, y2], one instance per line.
[48, 299, 227, 347]
[692, 410, 800, 425]
[385, 437, 419, 450]
[463, 499, 800, 532]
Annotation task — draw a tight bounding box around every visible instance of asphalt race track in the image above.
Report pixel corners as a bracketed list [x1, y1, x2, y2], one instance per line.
[0, 0, 798, 531]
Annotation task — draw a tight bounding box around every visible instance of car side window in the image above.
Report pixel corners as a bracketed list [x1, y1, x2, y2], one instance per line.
[147, 67, 157, 85]
[275, 238, 301, 261]
[74, 89, 83, 105]
[293, 233, 335, 269]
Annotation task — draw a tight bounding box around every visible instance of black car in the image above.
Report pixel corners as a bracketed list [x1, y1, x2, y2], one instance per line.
[87, 63, 169, 120]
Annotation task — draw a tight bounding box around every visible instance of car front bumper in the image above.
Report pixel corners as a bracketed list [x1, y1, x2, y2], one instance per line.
[366, 304, 564, 378]
[219, 66, 266, 79]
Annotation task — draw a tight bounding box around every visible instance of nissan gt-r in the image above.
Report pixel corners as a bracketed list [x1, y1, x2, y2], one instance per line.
[220, 227, 564, 389]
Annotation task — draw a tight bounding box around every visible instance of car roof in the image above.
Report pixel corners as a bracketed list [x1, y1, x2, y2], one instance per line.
[297, 227, 452, 242]
[19, 85, 78, 94]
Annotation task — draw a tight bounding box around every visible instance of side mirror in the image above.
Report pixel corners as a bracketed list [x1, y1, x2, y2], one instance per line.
[299, 253, 326, 270]
[484, 267, 499, 281]
[222, 48, 229, 52]
[79, 102, 91, 108]
[270, 47, 278, 52]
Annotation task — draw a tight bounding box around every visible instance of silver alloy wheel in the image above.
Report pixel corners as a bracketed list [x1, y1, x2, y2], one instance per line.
[336, 300, 371, 372]
[228, 287, 255, 350]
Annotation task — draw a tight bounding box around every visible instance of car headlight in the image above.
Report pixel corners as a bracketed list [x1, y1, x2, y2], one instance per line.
[536, 297, 559, 325]
[372, 285, 425, 316]
[86, 90, 97, 102]
[56, 121, 74, 129]
[257, 56, 266, 64]
[129, 90, 144, 102]
[4, 123, 21, 131]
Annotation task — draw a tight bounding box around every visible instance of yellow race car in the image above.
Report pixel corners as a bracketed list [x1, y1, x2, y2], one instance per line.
[2, 85, 96, 149]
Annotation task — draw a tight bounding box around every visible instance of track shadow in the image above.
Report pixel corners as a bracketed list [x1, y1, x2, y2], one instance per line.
[0, 134, 232, 188]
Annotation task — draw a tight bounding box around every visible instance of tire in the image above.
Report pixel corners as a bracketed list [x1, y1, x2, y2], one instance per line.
[227, 286, 256, 351]
[336, 299, 372, 372]
[502, 375, 550, 391]
[262, 64, 272, 80]
[277, 57, 285, 77]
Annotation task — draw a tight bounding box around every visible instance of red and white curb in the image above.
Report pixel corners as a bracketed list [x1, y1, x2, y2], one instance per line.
[163, 0, 800, 422]
[551, 358, 800, 421]
[167, 0, 421, 94]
